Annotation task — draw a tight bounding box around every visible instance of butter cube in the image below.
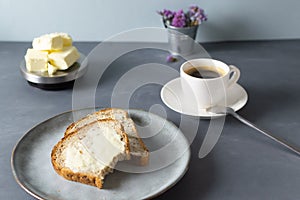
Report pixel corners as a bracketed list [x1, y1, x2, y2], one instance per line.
[48, 63, 58, 75]
[55, 33, 72, 46]
[48, 46, 80, 70]
[32, 34, 63, 50]
[25, 49, 48, 72]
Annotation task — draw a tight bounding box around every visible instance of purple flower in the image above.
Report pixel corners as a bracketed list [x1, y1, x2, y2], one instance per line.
[188, 5, 207, 25]
[189, 5, 199, 11]
[163, 9, 174, 19]
[158, 9, 175, 21]
[166, 55, 177, 62]
[171, 9, 187, 27]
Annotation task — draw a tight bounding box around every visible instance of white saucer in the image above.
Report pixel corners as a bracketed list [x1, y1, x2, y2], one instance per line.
[160, 77, 248, 118]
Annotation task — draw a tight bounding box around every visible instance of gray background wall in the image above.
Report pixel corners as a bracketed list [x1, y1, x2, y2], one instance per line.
[0, 0, 299, 42]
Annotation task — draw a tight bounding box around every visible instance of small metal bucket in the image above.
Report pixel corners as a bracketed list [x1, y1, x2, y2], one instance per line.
[167, 25, 199, 56]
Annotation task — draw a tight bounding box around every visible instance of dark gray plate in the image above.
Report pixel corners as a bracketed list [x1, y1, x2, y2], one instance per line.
[11, 108, 190, 200]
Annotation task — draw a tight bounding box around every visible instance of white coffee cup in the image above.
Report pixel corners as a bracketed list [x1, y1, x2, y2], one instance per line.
[180, 58, 240, 109]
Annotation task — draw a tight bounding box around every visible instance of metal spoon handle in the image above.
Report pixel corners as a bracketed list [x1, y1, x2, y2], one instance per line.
[228, 110, 300, 157]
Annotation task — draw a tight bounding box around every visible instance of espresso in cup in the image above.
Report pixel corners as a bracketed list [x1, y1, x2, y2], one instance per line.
[185, 66, 226, 79]
[180, 59, 240, 109]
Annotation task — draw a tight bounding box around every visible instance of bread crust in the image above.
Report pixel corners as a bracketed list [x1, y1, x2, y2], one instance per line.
[126, 117, 149, 165]
[51, 119, 130, 189]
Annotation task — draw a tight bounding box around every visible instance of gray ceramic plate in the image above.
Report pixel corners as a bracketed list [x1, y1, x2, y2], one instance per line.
[11, 108, 190, 200]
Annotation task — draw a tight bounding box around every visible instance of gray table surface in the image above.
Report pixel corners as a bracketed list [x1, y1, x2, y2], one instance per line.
[1, 40, 300, 200]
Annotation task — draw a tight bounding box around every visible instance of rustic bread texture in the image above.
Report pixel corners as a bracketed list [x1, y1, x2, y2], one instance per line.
[51, 119, 130, 189]
[65, 108, 149, 165]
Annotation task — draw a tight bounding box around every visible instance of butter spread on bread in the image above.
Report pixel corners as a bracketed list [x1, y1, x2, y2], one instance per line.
[65, 108, 149, 165]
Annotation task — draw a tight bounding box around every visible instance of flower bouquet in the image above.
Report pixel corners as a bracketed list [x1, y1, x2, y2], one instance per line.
[158, 5, 207, 28]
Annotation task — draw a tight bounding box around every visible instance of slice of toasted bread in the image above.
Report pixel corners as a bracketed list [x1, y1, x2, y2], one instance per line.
[51, 119, 130, 189]
[65, 108, 149, 165]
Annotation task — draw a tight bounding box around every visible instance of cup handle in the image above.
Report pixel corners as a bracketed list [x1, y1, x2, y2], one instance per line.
[228, 65, 240, 88]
